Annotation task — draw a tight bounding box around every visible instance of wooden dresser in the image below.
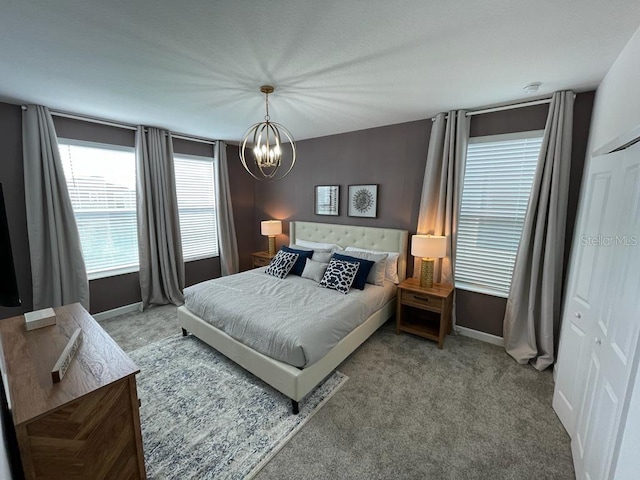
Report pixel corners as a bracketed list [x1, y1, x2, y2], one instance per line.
[0, 303, 146, 479]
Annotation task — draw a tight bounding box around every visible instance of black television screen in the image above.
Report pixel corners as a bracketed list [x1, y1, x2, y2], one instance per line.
[0, 184, 20, 307]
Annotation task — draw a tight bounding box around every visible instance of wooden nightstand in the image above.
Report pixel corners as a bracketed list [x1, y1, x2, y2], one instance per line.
[252, 251, 275, 268]
[396, 278, 454, 349]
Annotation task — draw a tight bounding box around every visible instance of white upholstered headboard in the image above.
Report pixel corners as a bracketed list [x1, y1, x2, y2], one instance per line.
[290, 221, 409, 282]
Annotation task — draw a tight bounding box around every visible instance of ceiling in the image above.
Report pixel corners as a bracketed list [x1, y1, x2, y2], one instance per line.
[1, 1, 639, 142]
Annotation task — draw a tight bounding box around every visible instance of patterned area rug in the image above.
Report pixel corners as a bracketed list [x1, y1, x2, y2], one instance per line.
[129, 335, 347, 479]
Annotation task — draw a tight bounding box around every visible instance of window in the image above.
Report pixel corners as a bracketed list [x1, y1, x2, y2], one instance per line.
[58, 139, 138, 279]
[173, 154, 219, 261]
[455, 131, 544, 297]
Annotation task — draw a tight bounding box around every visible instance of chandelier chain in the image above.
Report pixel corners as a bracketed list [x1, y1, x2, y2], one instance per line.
[264, 91, 270, 122]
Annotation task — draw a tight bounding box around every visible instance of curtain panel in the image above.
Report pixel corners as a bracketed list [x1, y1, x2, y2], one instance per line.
[214, 141, 239, 276]
[414, 111, 469, 327]
[22, 105, 89, 310]
[503, 91, 575, 371]
[136, 127, 185, 308]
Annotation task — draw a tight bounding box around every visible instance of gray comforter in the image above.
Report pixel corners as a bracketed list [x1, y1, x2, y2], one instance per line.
[183, 268, 395, 368]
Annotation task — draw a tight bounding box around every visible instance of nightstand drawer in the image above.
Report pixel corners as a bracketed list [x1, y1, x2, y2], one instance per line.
[253, 256, 271, 267]
[401, 291, 443, 311]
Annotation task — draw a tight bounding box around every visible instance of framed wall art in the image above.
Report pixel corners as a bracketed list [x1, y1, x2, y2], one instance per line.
[348, 184, 377, 218]
[315, 185, 340, 216]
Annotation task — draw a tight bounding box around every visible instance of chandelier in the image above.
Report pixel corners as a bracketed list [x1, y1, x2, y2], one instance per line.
[240, 85, 296, 181]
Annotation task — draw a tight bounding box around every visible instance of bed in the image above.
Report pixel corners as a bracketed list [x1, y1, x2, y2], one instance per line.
[178, 221, 408, 413]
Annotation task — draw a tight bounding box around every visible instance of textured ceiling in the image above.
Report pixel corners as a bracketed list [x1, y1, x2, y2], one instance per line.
[1, 1, 639, 141]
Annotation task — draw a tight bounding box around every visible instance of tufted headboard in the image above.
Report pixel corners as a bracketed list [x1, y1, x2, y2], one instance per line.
[289, 221, 409, 282]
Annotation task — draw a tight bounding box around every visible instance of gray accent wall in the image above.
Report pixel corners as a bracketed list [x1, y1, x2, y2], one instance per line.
[0, 92, 595, 334]
[251, 92, 595, 336]
[0, 103, 227, 318]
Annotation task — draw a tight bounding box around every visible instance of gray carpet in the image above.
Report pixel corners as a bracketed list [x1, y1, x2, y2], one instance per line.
[100, 306, 574, 480]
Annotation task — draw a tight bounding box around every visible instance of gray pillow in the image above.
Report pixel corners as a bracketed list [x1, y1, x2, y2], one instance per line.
[301, 258, 329, 283]
[311, 251, 333, 263]
[290, 243, 333, 263]
[340, 250, 388, 286]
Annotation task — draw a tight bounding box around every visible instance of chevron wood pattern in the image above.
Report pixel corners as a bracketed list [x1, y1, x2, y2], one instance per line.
[1, 304, 146, 479]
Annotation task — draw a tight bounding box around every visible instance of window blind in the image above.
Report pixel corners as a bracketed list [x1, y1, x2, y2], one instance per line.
[455, 131, 543, 297]
[174, 154, 219, 261]
[58, 140, 139, 279]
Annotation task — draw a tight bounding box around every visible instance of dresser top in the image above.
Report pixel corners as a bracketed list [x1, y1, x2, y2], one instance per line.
[0, 303, 139, 426]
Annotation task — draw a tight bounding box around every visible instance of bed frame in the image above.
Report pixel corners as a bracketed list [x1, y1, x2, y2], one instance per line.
[178, 221, 408, 413]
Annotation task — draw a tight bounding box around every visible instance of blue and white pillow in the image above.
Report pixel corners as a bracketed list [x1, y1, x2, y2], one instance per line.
[331, 253, 374, 290]
[319, 258, 360, 294]
[265, 250, 299, 279]
[280, 245, 313, 276]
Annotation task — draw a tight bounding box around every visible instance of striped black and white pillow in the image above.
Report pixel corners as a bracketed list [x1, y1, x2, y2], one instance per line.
[265, 250, 299, 279]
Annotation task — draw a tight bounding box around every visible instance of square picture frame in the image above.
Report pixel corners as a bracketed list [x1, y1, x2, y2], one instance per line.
[348, 184, 378, 218]
[315, 185, 340, 216]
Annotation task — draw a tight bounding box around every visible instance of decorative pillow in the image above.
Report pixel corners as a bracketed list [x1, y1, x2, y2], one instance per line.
[289, 243, 334, 263]
[340, 250, 388, 286]
[331, 253, 374, 290]
[280, 246, 313, 276]
[345, 246, 400, 284]
[295, 239, 344, 251]
[311, 250, 333, 263]
[319, 258, 360, 294]
[301, 258, 329, 283]
[265, 250, 299, 279]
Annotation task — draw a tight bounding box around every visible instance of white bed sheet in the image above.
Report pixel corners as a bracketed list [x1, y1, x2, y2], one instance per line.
[183, 268, 396, 368]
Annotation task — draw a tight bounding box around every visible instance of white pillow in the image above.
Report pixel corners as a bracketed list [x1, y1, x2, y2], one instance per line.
[295, 239, 344, 251]
[301, 258, 329, 283]
[338, 250, 388, 286]
[345, 246, 400, 284]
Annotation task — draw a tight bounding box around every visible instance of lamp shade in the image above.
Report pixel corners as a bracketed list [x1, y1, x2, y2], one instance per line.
[411, 235, 446, 259]
[261, 220, 282, 236]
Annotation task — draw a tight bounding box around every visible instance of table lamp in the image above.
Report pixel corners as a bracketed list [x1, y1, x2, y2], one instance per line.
[261, 220, 282, 256]
[411, 235, 447, 288]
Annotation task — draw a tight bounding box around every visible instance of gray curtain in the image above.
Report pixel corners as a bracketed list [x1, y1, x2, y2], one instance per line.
[414, 110, 469, 291]
[503, 91, 574, 371]
[22, 105, 89, 310]
[214, 141, 239, 276]
[136, 127, 184, 308]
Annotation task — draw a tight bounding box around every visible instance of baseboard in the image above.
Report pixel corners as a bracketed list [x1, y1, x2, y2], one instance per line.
[456, 325, 504, 347]
[93, 302, 142, 322]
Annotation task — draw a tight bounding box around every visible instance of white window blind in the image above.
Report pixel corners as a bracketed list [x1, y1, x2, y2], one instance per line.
[455, 131, 543, 297]
[174, 154, 219, 261]
[58, 139, 138, 279]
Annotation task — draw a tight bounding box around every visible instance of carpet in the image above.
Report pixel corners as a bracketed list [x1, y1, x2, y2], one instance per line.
[129, 335, 347, 479]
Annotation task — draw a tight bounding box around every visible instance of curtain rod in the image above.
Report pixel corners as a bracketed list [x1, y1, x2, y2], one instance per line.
[21, 105, 216, 145]
[431, 97, 553, 122]
[467, 97, 552, 117]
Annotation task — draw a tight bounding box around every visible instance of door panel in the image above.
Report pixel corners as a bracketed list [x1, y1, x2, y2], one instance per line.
[562, 142, 640, 480]
[553, 154, 620, 435]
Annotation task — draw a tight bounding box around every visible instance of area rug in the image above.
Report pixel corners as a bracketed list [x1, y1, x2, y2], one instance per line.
[129, 335, 347, 479]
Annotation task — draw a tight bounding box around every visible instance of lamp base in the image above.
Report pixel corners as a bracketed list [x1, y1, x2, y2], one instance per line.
[420, 258, 434, 289]
[268, 236, 276, 256]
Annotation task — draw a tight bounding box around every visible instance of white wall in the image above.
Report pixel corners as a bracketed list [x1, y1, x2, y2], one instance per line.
[588, 24, 640, 152]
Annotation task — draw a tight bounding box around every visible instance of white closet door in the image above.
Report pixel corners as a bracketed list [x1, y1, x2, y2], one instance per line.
[573, 144, 640, 480]
[553, 152, 620, 435]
